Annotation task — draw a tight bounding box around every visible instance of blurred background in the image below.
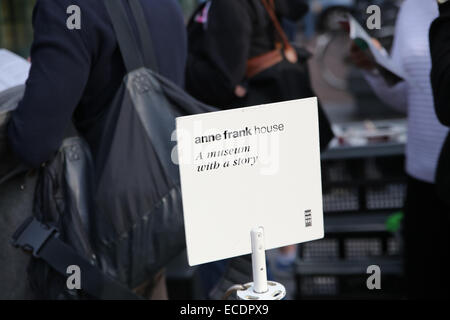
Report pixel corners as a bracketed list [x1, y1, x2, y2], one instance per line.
[1, 0, 409, 300]
[0, 0, 35, 57]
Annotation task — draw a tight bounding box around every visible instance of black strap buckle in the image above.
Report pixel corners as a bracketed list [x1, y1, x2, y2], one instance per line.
[12, 217, 59, 257]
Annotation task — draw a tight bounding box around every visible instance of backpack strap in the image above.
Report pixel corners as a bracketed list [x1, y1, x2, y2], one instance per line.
[128, 0, 159, 73]
[0, 165, 28, 186]
[245, 0, 299, 78]
[260, 0, 298, 64]
[12, 217, 142, 300]
[104, 0, 159, 73]
[104, 0, 144, 72]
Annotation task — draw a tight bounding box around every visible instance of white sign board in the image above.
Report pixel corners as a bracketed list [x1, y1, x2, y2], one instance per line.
[176, 98, 324, 266]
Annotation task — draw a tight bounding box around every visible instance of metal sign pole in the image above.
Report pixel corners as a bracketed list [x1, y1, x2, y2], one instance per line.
[236, 227, 286, 300]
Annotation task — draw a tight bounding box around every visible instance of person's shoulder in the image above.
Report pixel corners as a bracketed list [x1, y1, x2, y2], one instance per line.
[34, 0, 105, 22]
[32, 0, 109, 55]
[36, 0, 88, 11]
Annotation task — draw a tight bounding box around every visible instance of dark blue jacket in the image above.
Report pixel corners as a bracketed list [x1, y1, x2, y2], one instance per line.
[8, 0, 187, 168]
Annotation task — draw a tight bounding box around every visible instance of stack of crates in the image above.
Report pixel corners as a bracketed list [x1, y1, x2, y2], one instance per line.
[296, 151, 406, 299]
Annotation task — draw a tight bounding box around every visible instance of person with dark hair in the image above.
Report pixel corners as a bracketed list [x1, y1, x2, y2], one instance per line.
[6, 0, 187, 299]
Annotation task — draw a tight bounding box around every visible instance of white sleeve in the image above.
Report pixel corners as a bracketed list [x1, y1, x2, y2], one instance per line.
[361, 1, 409, 114]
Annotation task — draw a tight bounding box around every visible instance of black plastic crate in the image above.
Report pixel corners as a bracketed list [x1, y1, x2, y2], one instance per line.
[366, 183, 406, 210]
[297, 150, 406, 299]
[321, 156, 406, 213]
[296, 232, 404, 299]
[299, 276, 338, 297]
[301, 239, 340, 260]
[323, 187, 360, 212]
[297, 274, 404, 299]
[299, 233, 402, 260]
[345, 238, 383, 259]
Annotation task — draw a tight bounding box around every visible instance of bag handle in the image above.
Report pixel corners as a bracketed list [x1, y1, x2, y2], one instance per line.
[12, 217, 142, 300]
[260, 0, 298, 63]
[103, 0, 158, 73]
[127, 0, 159, 73]
[0, 165, 28, 186]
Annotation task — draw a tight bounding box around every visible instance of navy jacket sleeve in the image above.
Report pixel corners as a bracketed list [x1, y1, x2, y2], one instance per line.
[430, 2, 450, 127]
[7, 0, 92, 168]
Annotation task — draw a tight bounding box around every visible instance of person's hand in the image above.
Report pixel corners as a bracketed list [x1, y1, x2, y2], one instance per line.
[349, 41, 375, 71]
[234, 85, 247, 98]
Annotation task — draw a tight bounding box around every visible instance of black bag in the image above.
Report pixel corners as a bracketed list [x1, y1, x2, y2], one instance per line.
[11, 0, 215, 299]
[0, 85, 35, 300]
[0, 85, 26, 178]
[88, 0, 214, 290]
[0, 86, 137, 299]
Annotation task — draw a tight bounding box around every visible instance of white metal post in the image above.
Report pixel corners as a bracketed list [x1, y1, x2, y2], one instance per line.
[251, 227, 268, 293]
[234, 227, 287, 300]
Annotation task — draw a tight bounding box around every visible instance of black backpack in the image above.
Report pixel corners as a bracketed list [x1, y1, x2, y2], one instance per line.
[10, 0, 215, 299]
